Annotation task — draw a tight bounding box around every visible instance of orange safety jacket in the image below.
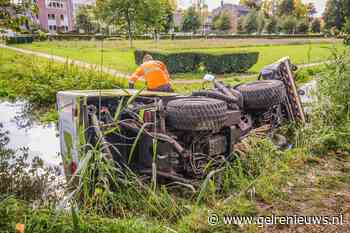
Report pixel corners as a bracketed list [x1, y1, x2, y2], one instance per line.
[129, 60, 171, 90]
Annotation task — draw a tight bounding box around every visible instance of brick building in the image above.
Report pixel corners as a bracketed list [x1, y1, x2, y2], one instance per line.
[36, 0, 74, 33]
[211, 2, 250, 33]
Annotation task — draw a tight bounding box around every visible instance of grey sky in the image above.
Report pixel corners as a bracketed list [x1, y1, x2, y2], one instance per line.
[179, 0, 326, 15]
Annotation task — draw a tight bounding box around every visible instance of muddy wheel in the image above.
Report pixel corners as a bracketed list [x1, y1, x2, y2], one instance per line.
[166, 98, 228, 131]
[235, 80, 286, 110]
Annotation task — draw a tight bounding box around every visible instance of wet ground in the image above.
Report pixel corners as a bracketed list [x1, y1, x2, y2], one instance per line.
[0, 101, 61, 166]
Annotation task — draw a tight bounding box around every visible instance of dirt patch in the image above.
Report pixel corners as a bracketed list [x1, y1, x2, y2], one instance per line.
[258, 154, 350, 232]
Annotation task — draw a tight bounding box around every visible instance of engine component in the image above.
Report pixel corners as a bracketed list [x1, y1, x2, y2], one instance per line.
[214, 81, 244, 108]
[239, 114, 253, 136]
[224, 110, 241, 126]
[229, 126, 241, 155]
[235, 80, 287, 110]
[207, 135, 227, 156]
[258, 63, 280, 80]
[228, 88, 244, 108]
[166, 98, 228, 131]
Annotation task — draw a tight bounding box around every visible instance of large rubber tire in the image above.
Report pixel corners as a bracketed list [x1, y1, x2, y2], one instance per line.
[166, 98, 228, 131]
[235, 80, 286, 110]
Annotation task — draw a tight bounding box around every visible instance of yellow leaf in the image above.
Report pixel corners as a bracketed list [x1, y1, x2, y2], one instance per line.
[16, 223, 25, 233]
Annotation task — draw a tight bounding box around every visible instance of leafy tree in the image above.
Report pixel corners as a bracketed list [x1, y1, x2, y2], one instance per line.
[212, 12, 231, 31]
[95, 0, 143, 47]
[306, 2, 317, 18]
[293, 0, 308, 18]
[239, 0, 262, 9]
[261, 0, 276, 17]
[220, 13, 231, 31]
[264, 16, 278, 34]
[343, 18, 350, 44]
[342, 17, 350, 34]
[96, 0, 170, 47]
[237, 16, 245, 33]
[296, 20, 309, 34]
[182, 7, 201, 33]
[277, 0, 295, 16]
[277, 0, 308, 19]
[0, 0, 37, 31]
[280, 16, 297, 34]
[142, 0, 174, 39]
[323, 0, 344, 30]
[310, 18, 321, 33]
[257, 13, 266, 34]
[76, 6, 99, 33]
[242, 10, 259, 34]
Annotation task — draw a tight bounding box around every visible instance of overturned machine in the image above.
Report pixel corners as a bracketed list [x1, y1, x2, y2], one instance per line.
[58, 58, 305, 184]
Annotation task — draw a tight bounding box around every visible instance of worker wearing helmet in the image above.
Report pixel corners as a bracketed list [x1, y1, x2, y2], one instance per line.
[128, 54, 173, 92]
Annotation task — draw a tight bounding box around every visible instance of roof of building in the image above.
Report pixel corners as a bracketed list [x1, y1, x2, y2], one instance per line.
[212, 3, 250, 15]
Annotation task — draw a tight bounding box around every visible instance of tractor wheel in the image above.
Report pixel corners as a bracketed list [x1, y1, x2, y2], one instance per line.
[192, 90, 242, 108]
[166, 98, 228, 131]
[235, 80, 286, 110]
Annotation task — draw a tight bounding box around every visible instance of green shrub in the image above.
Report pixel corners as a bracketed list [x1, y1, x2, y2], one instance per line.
[344, 35, 350, 45]
[135, 50, 200, 73]
[134, 50, 259, 74]
[203, 52, 259, 74]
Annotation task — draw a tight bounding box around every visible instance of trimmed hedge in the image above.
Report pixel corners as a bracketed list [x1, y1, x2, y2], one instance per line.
[203, 53, 259, 73]
[30, 34, 327, 41]
[134, 50, 259, 74]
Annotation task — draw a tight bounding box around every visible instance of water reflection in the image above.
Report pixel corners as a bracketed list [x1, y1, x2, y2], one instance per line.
[0, 101, 61, 166]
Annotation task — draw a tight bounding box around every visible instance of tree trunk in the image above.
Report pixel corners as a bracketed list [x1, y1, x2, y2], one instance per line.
[126, 10, 133, 48]
[127, 24, 133, 48]
[154, 29, 160, 43]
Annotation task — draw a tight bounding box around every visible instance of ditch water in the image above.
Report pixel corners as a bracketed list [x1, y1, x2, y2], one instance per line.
[0, 101, 61, 166]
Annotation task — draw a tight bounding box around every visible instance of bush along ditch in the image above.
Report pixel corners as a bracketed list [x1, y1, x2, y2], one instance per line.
[134, 50, 259, 74]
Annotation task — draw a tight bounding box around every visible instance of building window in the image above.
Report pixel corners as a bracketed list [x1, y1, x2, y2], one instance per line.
[53, 25, 57, 30]
[60, 3, 63, 8]
[60, 14, 64, 20]
[49, 25, 52, 30]
[48, 14, 55, 20]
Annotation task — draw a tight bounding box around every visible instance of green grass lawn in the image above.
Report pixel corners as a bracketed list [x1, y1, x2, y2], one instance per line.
[14, 40, 343, 79]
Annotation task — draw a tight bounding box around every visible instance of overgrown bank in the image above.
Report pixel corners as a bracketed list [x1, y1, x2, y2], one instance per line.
[0, 49, 126, 107]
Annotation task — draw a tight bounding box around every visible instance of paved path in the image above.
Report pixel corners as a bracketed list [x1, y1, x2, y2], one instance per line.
[0, 44, 332, 84]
